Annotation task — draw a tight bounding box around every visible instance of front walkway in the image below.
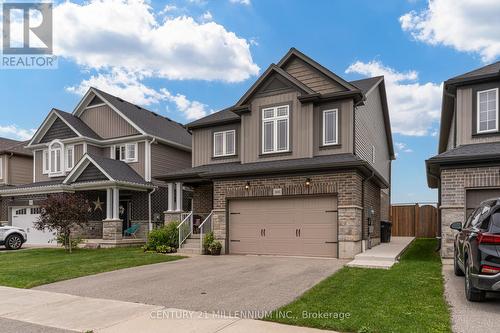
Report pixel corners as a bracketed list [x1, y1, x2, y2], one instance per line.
[346, 236, 415, 269]
[0, 286, 333, 333]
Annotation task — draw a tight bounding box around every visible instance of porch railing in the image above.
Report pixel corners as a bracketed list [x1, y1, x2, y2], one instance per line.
[177, 211, 193, 248]
[198, 210, 213, 254]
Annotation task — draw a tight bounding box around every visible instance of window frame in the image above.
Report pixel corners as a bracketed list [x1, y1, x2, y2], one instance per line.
[42, 149, 49, 174]
[48, 140, 64, 177]
[213, 130, 236, 158]
[261, 104, 290, 154]
[116, 142, 138, 163]
[322, 109, 338, 146]
[65, 145, 74, 171]
[476, 88, 499, 134]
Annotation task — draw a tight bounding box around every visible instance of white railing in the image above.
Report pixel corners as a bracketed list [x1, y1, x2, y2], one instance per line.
[177, 211, 193, 248]
[198, 210, 213, 254]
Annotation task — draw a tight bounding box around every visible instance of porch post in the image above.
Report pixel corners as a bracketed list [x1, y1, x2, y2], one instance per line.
[175, 182, 183, 212]
[106, 188, 113, 220]
[112, 188, 120, 220]
[167, 182, 175, 212]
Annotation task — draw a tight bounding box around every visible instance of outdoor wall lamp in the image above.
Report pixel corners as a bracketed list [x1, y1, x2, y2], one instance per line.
[245, 181, 250, 190]
[305, 178, 311, 186]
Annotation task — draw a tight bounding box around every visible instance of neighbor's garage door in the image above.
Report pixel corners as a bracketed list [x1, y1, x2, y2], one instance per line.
[229, 196, 338, 257]
[11, 207, 54, 245]
[466, 188, 500, 217]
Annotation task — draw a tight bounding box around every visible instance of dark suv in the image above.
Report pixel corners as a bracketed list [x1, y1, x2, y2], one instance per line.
[452, 198, 500, 301]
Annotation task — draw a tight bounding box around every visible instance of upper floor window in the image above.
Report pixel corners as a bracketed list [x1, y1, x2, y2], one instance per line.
[477, 88, 498, 133]
[262, 105, 289, 154]
[66, 146, 74, 171]
[322, 109, 338, 146]
[213, 130, 235, 157]
[48, 141, 63, 176]
[115, 143, 137, 163]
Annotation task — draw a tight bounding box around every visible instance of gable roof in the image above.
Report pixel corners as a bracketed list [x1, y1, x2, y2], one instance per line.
[350, 76, 384, 95]
[64, 153, 149, 186]
[447, 61, 500, 84]
[80, 88, 192, 149]
[0, 138, 31, 156]
[278, 48, 361, 92]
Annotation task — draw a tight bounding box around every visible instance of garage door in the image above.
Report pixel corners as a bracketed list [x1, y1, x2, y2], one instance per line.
[229, 196, 338, 257]
[11, 207, 55, 245]
[466, 189, 500, 218]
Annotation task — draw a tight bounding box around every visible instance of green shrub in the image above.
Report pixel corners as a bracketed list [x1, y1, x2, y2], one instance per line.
[202, 231, 215, 254]
[156, 245, 176, 254]
[145, 222, 179, 251]
[208, 240, 222, 255]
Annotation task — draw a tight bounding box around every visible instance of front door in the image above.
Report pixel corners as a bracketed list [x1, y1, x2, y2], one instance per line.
[119, 201, 130, 235]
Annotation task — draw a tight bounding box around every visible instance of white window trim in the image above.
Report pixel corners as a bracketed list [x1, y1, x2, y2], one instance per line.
[116, 142, 138, 163]
[42, 149, 49, 174]
[48, 140, 65, 177]
[477, 88, 499, 134]
[322, 109, 338, 146]
[213, 130, 236, 157]
[65, 145, 75, 171]
[261, 105, 290, 154]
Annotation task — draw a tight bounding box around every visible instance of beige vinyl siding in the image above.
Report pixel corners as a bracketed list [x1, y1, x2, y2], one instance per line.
[74, 144, 84, 164]
[151, 142, 191, 176]
[313, 99, 354, 156]
[34, 150, 48, 182]
[128, 141, 145, 178]
[283, 58, 345, 94]
[354, 86, 390, 182]
[80, 105, 139, 139]
[9, 155, 32, 185]
[192, 124, 241, 167]
[241, 91, 313, 163]
[456, 87, 500, 146]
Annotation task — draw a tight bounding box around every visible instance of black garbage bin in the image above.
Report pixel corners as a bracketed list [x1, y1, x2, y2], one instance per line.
[380, 220, 392, 243]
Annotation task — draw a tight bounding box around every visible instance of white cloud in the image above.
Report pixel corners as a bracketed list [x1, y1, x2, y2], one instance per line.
[395, 142, 413, 153]
[0, 125, 36, 141]
[346, 60, 442, 136]
[52, 0, 259, 82]
[200, 11, 213, 22]
[66, 69, 209, 121]
[230, 0, 251, 5]
[400, 0, 500, 62]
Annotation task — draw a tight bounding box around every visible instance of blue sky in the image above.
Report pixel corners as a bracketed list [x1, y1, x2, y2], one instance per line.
[1, 0, 499, 203]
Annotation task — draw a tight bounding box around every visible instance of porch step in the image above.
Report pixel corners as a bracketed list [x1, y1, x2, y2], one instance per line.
[177, 247, 202, 255]
[183, 238, 201, 245]
[181, 242, 201, 250]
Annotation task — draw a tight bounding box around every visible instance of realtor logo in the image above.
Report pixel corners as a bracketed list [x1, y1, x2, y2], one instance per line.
[1, 2, 56, 68]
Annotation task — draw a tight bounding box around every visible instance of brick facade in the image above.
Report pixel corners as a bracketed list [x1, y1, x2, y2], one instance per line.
[440, 165, 500, 258]
[192, 183, 213, 215]
[364, 179, 381, 247]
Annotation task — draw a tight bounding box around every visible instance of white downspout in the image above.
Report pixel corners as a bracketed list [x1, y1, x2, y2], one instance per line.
[148, 186, 157, 232]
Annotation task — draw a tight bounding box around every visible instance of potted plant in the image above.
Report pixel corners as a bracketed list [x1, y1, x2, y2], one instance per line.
[208, 240, 222, 255]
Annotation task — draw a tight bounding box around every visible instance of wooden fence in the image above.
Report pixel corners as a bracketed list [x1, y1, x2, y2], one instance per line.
[390, 204, 438, 238]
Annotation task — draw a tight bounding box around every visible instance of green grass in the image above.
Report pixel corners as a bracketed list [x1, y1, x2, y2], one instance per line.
[0, 247, 184, 288]
[266, 239, 451, 333]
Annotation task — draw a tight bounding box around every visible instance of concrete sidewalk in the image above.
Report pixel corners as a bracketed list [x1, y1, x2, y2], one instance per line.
[0, 286, 333, 333]
[346, 236, 414, 269]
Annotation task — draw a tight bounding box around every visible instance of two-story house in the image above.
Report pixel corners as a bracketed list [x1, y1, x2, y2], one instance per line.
[0, 88, 191, 246]
[161, 48, 395, 258]
[427, 61, 500, 258]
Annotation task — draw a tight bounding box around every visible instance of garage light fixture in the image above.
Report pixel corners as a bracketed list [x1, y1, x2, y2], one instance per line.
[245, 181, 250, 190]
[305, 178, 311, 186]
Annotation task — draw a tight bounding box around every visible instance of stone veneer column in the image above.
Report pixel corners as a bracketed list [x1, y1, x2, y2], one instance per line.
[102, 220, 123, 240]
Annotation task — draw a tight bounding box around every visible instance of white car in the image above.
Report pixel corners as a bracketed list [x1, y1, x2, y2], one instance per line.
[0, 226, 27, 250]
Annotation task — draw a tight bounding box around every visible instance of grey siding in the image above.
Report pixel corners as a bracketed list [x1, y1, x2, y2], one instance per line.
[456, 85, 500, 146]
[354, 86, 390, 182]
[151, 142, 191, 177]
[74, 144, 84, 164]
[40, 118, 78, 143]
[74, 164, 108, 183]
[128, 141, 145, 178]
[34, 150, 48, 182]
[80, 105, 139, 139]
[313, 99, 354, 156]
[192, 124, 241, 167]
[87, 144, 104, 156]
[9, 155, 32, 185]
[283, 58, 346, 94]
[241, 91, 314, 163]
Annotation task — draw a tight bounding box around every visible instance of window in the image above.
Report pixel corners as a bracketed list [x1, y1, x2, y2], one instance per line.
[66, 146, 74, 171]
[0, 156, 3, 179]
[48, 141, 63, 176]
[262, 105, 289, 154]
[213, 130, 236, 157]
[15, 208, 26, 215]
[477, 88, 498, 133]
[322, 109, 338, 145]
[31, 207, 41, 215]
[116, 143, 138, 163]
[42, 150, 49, 174]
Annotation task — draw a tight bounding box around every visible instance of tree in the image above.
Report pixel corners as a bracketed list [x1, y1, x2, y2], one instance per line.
[35, 193, 90, 253]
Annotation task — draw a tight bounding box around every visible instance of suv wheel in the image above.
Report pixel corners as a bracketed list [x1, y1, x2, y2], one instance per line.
[5, 234, 23, 250]
[465, 259, 485, 302]
[454, 247, 464, 276]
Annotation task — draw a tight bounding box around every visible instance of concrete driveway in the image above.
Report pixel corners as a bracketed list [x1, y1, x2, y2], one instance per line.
[36, 255, 345, 316]
[443, 264, 500, 333]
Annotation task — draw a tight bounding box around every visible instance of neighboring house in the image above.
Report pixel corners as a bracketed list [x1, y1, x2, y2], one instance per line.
[161, 48, 395, 258]
[0, 88, 191, 246]
[427, 61, 500, 258]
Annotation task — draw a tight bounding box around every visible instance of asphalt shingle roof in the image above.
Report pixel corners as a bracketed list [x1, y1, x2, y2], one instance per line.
[448, 61, 500, 82]
[85, 154, 148, 185]
[0, 138, 31, 156]
[92, 88, 192, 148]
[428, 142, 500, 163]
[349, 76, 383, 95]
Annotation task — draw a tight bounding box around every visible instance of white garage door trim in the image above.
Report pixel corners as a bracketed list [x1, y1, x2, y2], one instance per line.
[228, 195, 338, 258]
[11, 206, 55, 245]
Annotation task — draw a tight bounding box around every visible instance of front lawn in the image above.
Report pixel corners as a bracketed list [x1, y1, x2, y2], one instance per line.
[0, 247, 183, 288]
[266, 239, 451, 333]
